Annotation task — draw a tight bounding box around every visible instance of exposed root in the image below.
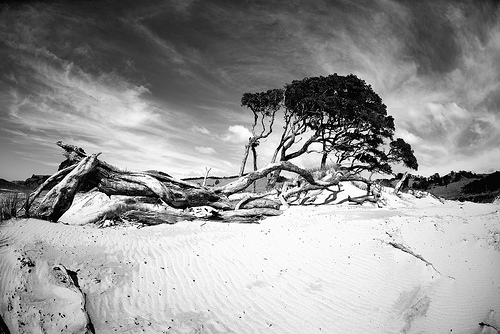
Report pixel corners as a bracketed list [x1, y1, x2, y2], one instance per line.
[234, 190, 278, 210]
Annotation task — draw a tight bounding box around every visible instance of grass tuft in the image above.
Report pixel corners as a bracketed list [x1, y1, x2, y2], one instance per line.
[305, 162, 341, 180]
[0, 192, 29, 221]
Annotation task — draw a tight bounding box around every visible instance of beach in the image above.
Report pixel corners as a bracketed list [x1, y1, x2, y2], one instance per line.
[1, 191, 499, 333]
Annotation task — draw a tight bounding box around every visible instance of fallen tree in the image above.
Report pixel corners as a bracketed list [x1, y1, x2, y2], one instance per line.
[28, 141, 373, 224]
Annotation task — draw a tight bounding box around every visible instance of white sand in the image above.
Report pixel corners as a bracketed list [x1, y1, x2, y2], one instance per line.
[1, 188, 499, 333]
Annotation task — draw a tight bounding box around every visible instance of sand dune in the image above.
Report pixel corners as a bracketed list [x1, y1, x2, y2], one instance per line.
[1, 188, 499, 333]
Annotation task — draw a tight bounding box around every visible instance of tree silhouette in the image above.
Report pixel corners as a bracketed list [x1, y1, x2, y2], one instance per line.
[242, 74, 418, 185]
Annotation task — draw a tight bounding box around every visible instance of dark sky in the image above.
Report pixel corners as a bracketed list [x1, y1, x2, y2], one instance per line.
[1, 0, 499, 180]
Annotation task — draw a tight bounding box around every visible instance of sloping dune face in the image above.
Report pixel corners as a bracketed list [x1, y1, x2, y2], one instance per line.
[1, 198, 499, 333]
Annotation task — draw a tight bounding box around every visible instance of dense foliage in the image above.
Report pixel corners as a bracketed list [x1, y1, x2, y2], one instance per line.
[241, 73, 418, 176]
[462, 171, 500, 194]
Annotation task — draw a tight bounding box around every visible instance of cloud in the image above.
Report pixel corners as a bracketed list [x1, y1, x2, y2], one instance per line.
[128, 18, 186, 66]
[2, 0, 500, 180]
[191, 125, 211, 135]
[0, 4, 231, 178]
[195, 146, 216, 155]
[221, 125, 252, 143]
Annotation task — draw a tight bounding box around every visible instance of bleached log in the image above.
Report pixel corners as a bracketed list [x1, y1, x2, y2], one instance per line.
[23, 164, 77, 215]
[347, 195, 379, 205]
[234, 190, 278, 210]
[216, 161, 342, 195]
[219, 208, 282, 219]
[39, 141, 375, 223]
[394, 172, 408, 195]
[34, 154, 100, 221]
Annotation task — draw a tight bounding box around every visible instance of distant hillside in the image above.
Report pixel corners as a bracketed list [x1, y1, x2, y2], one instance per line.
[0, 178, 30, 192]
[425, 177, 479, 200]
[12, 174, 50, 189]
[462, 171, 500, 193]
[456, 171, 500, 203]
[387, 170, 500, 203]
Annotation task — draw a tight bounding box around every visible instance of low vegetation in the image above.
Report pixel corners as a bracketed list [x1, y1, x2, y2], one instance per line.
[0, 192, 28, 221]
[378, 170, 500, 203]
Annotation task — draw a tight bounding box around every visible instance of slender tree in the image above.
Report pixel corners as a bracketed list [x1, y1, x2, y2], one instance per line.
[239, 88, 283, 176]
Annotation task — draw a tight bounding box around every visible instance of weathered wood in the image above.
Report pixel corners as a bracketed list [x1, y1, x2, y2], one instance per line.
[203, 167, 212, 187]
[219, 208, 282, 219]
[234, 190, 278, 210]
[216, 161, 342, 195]
[40, 141, 375, 224]
[347, 195, 379, 205]
[394, 172, 408, 194]
[56, 140, 87, 161]
[34, 154, 100, 221]
[117, 209, 196, 225]
[24, 164, 77, 215]
[235, 198, 280, 210]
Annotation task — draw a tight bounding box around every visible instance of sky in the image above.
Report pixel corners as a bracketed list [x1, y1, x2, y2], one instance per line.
[1, 0, 500, 181]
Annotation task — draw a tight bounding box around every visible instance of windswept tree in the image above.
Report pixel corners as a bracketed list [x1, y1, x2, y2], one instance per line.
[242, 74, 418, 186]
[239, 88, 283, 176]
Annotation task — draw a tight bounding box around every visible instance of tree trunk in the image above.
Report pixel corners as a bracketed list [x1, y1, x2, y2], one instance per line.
[251, 144, 258, 192]
[34, 154, 100, 221]
[203, 167, 212, 187]
[320, 152, 328, 169]
[251, 145, 258, 172]
[238, 142, 251, 176]
[25, 164, 77, 214]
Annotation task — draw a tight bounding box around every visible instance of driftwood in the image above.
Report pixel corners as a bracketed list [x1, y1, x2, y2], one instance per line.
[220, 208, 282, 219]
[30, 141, 372, 224]
[121, 207, 281, 225]
[34, 154, 100, 221]
[215, 161, 343, 195]
[26, 164, 78, 211]
[233, 190, 279, 210]
[394, 172, 408, 194]
[347, 195, 379, 205]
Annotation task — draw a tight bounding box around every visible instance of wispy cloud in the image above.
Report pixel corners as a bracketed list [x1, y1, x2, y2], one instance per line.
[0, 4, 236, 177]
[195, 146, 216, 155]
[191, 125, 211, 135]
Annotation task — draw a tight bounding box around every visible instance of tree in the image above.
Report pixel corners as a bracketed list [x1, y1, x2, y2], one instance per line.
[239, 89, 283, 176]
[242, 74, 418, 186]
[283, 74, 417, 175]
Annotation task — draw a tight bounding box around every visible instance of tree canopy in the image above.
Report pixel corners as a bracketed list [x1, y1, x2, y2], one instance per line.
[241, 73, 418, 177]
